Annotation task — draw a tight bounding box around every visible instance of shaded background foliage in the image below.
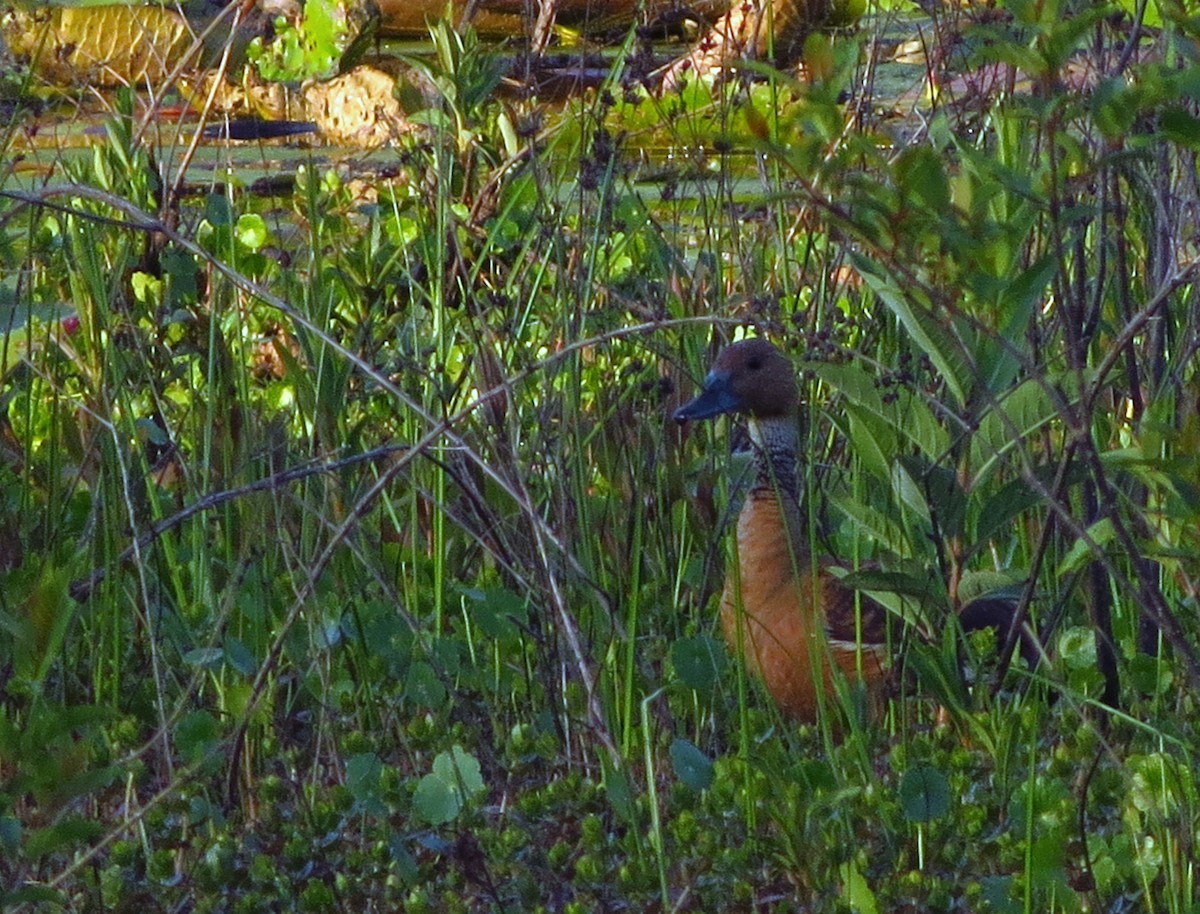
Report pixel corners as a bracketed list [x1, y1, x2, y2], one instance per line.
[2, 0, 1200, 911]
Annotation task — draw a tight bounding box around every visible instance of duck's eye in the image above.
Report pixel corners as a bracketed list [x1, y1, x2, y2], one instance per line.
[747, 357, 763, 370]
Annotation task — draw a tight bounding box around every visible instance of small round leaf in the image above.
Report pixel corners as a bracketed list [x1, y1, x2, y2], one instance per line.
[898, 764, 950, 823]
[669, 738, 714, 791]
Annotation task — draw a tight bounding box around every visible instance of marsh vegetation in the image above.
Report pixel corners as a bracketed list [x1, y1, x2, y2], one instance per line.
[2, 1, 1200, 911]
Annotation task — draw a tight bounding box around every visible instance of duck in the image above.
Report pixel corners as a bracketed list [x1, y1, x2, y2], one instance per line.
[675, 338, 1041, 721]
[674, 338, 890, 721]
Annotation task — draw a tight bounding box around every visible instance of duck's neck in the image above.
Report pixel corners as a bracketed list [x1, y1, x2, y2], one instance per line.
[747, 415, 800, 501]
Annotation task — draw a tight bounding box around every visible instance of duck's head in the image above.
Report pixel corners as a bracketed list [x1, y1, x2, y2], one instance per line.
[674, 339, 798, 423]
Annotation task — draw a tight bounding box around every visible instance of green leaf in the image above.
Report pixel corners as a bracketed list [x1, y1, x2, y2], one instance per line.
[857, 268, 973, 407]
[223, 635, 257, 676]
[838, 568, 943, 603]
[432, 745, 484, 798]
[235, 214, 270, 252]
[52, 764, 120, 806]
[844, 407, 895, 483]
[979, 875, 1020, 914]
[1056, 517, 1116, 577]
[973, 473, 1044, 547]
[1161, 107, 1200, 149]
[898, 764, 950, 822]
[812, 361, 949, 464]
[1127, 653, 1172, 697]
[346, 753, 385, 815]
[809, 362, 893, 480]
[896, 146, 950, 212]
[956, 571, 1023, 606]
[176, 711, 222, 763]
[832, 495, 911, 556]
[970, 380, 1061, 486]
[897, 455, 963, 536]
[891, 457, 930, 522]
[23, 816, 103, 860]
[463, 586, 528, 640]
[840, 859, 879, 914]
[669, 635, 727, 693]
[405, 661, 447, 708]
[346, 752, 383, 799]
[0, 886, 65, 906]
[1057, 626, 1097, 671]
[669, 739, 714, 791]
[182, 647, 224, 669]
[976, 255, 1055, 394]
[604, 758, 636, 823]
[412, 774, 459, 825]
[413, 746, 485, 825]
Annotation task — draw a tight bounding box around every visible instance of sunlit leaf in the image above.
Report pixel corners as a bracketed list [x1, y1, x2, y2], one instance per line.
[840, 859, 879, 914]
[1057, 518, 1116, 577]
[856, 268, 972, 407]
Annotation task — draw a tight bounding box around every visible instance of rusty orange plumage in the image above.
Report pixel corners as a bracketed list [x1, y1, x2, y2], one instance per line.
[676, 338, 889, 721]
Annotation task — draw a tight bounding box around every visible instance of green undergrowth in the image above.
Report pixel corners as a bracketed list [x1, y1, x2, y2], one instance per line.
[2, 2, 1200, 911]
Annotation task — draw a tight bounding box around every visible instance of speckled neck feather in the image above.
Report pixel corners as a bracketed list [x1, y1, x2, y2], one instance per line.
[748, 415, 800, 501]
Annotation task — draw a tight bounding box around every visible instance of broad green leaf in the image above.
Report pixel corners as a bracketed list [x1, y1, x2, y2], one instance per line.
[405, 661, 447, 707]
[432, 745, 484, 798]
[413, 746, 485, 825]
[223, 635, 257, 677]
[346, 753, 383, 799]
[1128, 653, 1173, 697]
[182, 647, 224, 668]
[603, 758, 636, 823]
[832, 495, 912, 556]
[970, 380, 1061, 487]
[805, 363, 894, 480]
[1057, 517, 1116, 577]
[973, 474, 1042, 546]
[833, 567, 941, 630]
[808, 361, 883, 413]
[669, 635, 727, 693]
[1127, 753, 1191, 817]
[840, 859, 879, 914]
[235, 214, 270, 252]
[812, 362, 948, 462]
[898, 764, 950, 822]
[956, 571, 1024, 606]
[890, 458, 929, 521]
[23, 816, 103, 860]
[971, 461, 1084, 550]
[844, 406, 895, 482]
[975, 255, 1054, 395]
[857, 268, 973, 407]
[462, 586, 528, 640]
[980, 875, 1020, 914]
[896, 146, 949, 212]
[669, 739, 714, 791]
[1057, 626, 1098, 671]
[176, 711, 222, 764]
[346, 753, 386, 815]
[892, 390, 949, 460]
[412, 773, 459, 825]
[897, 455, 963, 537]
[52, 764, 120, 806]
